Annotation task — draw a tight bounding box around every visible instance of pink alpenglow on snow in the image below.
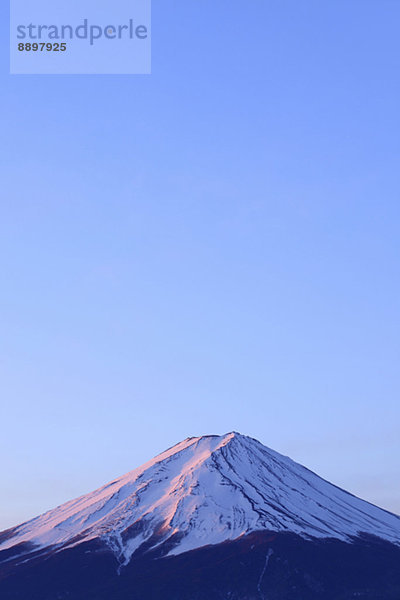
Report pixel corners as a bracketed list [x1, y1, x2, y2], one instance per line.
[1, 433, 400, 568]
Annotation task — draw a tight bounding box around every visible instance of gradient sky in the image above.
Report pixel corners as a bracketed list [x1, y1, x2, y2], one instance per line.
[1, 0, 399, 530]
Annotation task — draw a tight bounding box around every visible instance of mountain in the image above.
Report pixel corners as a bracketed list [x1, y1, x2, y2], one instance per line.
[1, 432, 400, 600]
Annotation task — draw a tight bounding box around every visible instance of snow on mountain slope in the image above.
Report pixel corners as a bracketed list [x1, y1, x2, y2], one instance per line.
[1, 432, 400, 567]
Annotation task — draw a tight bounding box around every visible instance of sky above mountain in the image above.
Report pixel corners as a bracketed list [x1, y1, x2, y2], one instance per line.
[0, 1, 399, 529]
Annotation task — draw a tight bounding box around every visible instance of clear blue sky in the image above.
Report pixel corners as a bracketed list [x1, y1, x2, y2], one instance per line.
[1, 0, 399, 530]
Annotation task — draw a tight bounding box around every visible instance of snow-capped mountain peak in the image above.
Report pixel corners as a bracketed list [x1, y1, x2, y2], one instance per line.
[1, 432, 400, 567]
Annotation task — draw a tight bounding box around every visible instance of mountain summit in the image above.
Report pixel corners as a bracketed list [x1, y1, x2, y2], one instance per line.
[1, 432, 399, 570]
[1, 433, 400, 600]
